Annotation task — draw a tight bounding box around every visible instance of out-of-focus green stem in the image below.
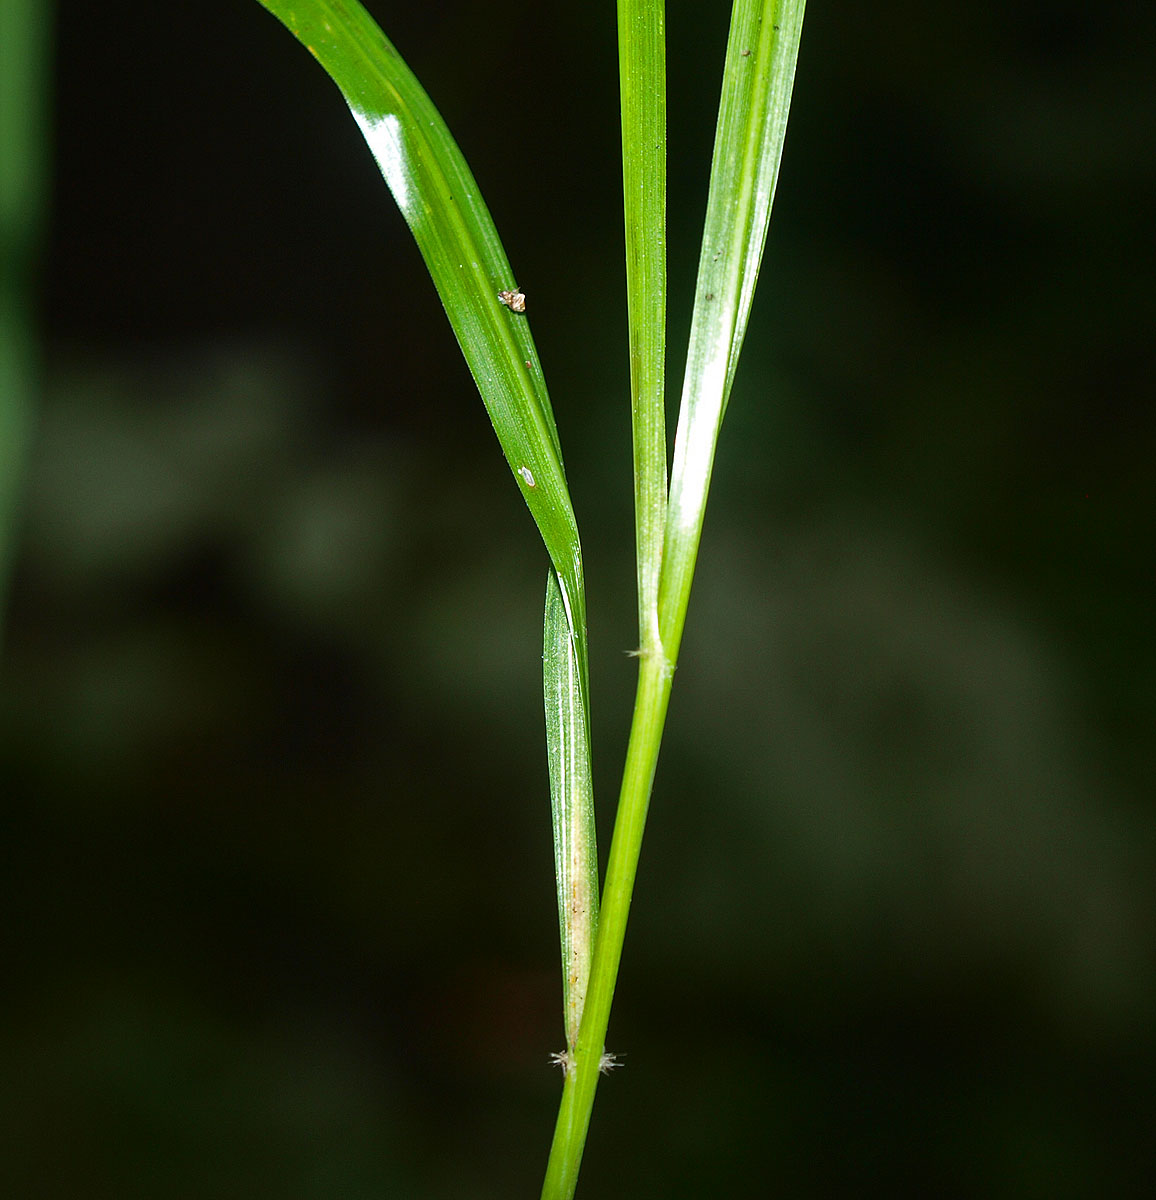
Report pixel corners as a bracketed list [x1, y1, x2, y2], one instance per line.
[0, 0, 51, 639]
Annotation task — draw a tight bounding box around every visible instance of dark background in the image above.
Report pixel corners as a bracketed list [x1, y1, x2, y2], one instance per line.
[4, 1, 1154, 1195]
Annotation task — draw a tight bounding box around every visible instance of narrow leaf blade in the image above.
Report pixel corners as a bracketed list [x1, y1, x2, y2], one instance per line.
[660, 0, 806, 661]
[256, 0, 597, 1067]
[257, 0, 589, 698]
[617, 0, 668, 646]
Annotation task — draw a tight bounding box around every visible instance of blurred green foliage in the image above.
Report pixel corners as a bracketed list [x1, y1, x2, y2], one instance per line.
[0, 0, 51, 623]
[2, 1, 1153, 1196]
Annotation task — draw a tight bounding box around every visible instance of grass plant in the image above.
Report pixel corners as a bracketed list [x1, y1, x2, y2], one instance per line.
[257, 1, 805, 1194]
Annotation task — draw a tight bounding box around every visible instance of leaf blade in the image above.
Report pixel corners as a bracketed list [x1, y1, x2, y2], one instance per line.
[257, 0, 588, 693]
[256, 0, 598, 1075]
[660, 0, 806, 662]
[617, 0, 668, 647]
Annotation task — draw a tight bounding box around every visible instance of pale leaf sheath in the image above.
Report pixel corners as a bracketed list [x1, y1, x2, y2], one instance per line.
[543, 571, 599, 1051]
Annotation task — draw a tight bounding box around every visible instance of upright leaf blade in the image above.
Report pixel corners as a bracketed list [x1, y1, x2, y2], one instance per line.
[660, 0, 806, 663]
[257, 0, 589, 703]
[617, 0, 668, 648]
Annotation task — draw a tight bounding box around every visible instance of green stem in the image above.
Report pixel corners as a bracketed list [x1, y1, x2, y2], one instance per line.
[540, 649, 675, 1199]
[541, 1, 670, 1194]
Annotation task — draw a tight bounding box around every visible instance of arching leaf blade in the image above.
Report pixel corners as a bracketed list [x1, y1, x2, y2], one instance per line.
[256, 0, 588, 697]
